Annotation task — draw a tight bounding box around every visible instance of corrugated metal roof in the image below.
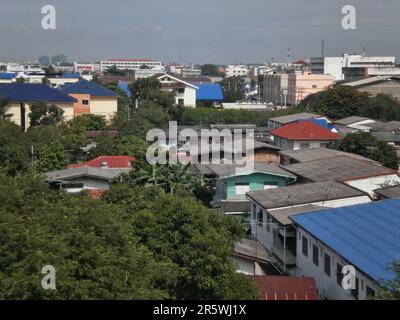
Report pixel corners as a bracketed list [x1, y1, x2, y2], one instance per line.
[69, 156, 134, 169]
[283, 155, 395, 182]
[268, 112, 320, 124]
[334, 116, 370, 126]
[374, 185, 400, 199]
[252, 275, 319, 300]
[0, 83, 77, 103]
[60, 79, 119, 97]
[195, 83, 224, 101]
[44, 166, 130, 181]
[220, 200, 251, 213]
[290, 199, 400, 282]
[0, 72, 17, 80]
[234, 239, 269, 262]
[247, 180, 367, 210]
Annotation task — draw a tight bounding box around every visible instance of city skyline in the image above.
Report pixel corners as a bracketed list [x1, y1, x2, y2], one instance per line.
[0, 0, 400, 64]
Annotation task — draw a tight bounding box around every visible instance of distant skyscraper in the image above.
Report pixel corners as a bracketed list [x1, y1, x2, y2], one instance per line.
[39, 55, 50, 66]
[51, 54, 68, 65]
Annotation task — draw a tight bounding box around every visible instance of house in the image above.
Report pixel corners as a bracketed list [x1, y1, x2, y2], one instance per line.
[283, 155, 400, 196]
[48, 74, 81, 88]
[267, 112, 321, 129]
[344, 75, 400, 100]
[193, 162, 296, 213]
[279, 147, 379, 166]
[270, 120, 342, 151]
[157, 73, 198, 107]
[195, 83, 224, 106]
[232, 239, 270, 276]
[69, 156, 134, 169]
[44, 166, 130, 193]
[60, 79, 119, 120]
[0, 72, 17, 83]
[252, 275, 318, 300]
[246, 181, 371, 274]
[334, 116, 380, 133]
[0, 83, 77, 130]
[290, 199, 400, 300]
[374, 185, 400, 199]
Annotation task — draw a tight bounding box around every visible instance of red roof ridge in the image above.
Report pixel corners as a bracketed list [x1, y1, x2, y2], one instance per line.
[271, 120, 341, 141]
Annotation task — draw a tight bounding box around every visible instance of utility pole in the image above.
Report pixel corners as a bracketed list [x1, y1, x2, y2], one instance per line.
[322, 40, 325, 58]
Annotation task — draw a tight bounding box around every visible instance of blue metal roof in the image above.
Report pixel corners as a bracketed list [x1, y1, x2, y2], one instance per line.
[195, 83, 224, 101]
[117, 81, 131, 97]
[62, 73, 81, 79]
[60, 79, 119, 97]
[0, 83, 77, 103]
[0, 73, 17, 80]
[290, 199, 400, 283]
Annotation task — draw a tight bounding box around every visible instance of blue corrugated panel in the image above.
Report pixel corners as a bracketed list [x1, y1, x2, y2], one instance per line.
[0, 73, 17, 80]
[60, 79, 119, 97]
[290, 199, 400, 282]
[62, 73, 81, 79]
[195, 83, 224, 101]
[0, 83, 77, 103]
[118, 81, 131, 97]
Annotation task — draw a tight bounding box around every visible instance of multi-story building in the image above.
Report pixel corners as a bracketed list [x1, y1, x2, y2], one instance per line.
[311, 54, 399, 81]
[287, 72, 335, 106]
[225, 65, 249, 78]
[100, 59, 163, 72]
[259, 73, 289, 105]
[74, 62, 95, 74]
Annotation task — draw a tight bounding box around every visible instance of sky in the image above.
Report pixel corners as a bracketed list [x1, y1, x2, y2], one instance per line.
[0, 0, 400, 64]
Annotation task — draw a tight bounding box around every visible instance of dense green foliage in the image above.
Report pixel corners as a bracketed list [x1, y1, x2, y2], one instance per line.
[378, 262, 400, 299]
[29, 102, 65, 127]
[200, 64, 224, 77]
[219, 77, 246, 102]
[300, 85, 400, 121]
[330, 132, 399, 170]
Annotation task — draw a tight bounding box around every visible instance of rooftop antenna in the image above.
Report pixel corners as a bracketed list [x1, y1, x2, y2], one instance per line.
[287, 47, 291, 64]
[363, 46, 366, 57]
[322, 40, 325, 58]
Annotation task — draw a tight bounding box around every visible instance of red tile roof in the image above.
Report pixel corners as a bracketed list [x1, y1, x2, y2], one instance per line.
[271, 120, 342, 141]
[253, 275, 319, 300]
[69, 156, 134, 169]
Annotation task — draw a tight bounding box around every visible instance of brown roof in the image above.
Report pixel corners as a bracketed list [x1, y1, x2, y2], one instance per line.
[252, 275, 319, 300]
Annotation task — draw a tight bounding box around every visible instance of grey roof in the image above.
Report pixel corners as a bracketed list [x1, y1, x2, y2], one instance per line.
[220, 200, 251, 213]
[194, 162, 296, 179]
[268, 204, 328, 226]
[234, 238, 269, 262]
[371, 132, 400, 143]
[374, 185, 400, 199]
[344, 75, 400, 87]
[268, 112, 320, 125]
[247, 180, 367, 210]
[373, 121, 400, 132]
[44, 166, 130, 182]
[334, 124, 360, 135]
[283, 156, 395, 182]
[334, 116, 370, 126]
[209, 124, 257, 130]
[279, 147, 379, 164]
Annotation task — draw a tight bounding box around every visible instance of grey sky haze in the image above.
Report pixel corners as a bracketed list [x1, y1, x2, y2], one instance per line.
[0, 0, 399, 64]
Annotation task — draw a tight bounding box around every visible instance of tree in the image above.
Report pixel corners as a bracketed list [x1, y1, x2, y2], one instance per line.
[299, 85, 370, 120]
[220, 77, 246, 102]
[200, 64, 224, 77]
[68, 114, 108, 131]
[378, 262, 400, 299]
[0, 173, 175, 299]
[35, 141, 68, 172]
[104, 65, 127, 76]
[330, 132, 399, 170]
[29, 102, 65, 127]
[129, 194, 259, 299]
[129, 77, 175, 109]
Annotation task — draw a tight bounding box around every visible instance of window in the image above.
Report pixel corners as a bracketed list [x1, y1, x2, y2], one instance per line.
[257, 210, 263, 225]
[299, 143, 310, 149]
[324, 254, 331, 276]
[351, 277, 359, 300]
[178, 99, 184, 106]
[264, 182, 279, 190]
[302, 236, 308, 257]
[235, 183, 250, 195]
[82, 99, 89, 105]
[312, 84, 317, 88]
[312, 244, 319, 266]
[337, 263, 344, 286]
[320, 143, 328, 148]
[177, 88, 185, 94]
[366, 286, 375, 298]
[252, 204, 256, 220]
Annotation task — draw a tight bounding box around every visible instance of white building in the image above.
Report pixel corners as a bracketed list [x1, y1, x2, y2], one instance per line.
[74, 62, 95, 74]
[100, 59, 163, 72]
[157, 73, 198, 107]
[290, 200, 400, 300]
[247, 181, 372, 275]
[225, 65, 249, 78]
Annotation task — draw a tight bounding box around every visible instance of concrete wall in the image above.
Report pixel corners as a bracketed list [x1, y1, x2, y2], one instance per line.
[90, 97, 118, 121]
[345, 174, 400, 197]
[274, 136, 333, 150]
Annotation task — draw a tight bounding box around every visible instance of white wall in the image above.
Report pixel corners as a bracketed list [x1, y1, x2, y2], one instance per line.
[296, 228, 380, 300]
[345, 174, 400, 196]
